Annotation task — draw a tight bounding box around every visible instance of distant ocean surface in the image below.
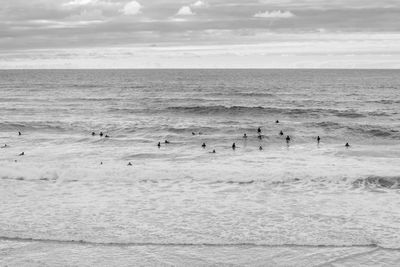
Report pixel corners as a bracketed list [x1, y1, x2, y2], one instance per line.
[1, 69, 400, 266]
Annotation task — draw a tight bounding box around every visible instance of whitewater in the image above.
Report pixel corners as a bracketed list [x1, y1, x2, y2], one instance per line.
[0, 69, 400, 266]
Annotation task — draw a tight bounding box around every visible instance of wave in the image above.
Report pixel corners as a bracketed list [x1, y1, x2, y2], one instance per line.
[352, 176, 400, 189]
[0, 236, 384, 249]
[0, 121, 85, 132]
[211, 176, 400, 190]
[306, 122, 400, 139]
[366, 99, 400, 105]
[165, 105, 368, 118]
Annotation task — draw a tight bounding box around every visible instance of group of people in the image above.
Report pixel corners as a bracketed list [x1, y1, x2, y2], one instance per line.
[4, 121, 351, 166]
[155, 122, 351, 155]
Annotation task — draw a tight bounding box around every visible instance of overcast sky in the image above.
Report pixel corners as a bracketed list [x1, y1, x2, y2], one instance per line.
[1, 0, 400, 68]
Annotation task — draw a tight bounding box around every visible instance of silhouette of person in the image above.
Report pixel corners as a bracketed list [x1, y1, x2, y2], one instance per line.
[92, 132, 95, 136]
[165, 140, 170, 144]
[19, 152, 24, 156]
[232, 143, 236, 150]
[280, 130, 284, 136]
[286, 135, 291, 143]
[259, 146, 263, 151]
[243, 133, 247, 138]
[317, 136, 321, 143]
[157, 142, 161, 148]
[18, 132, 21, 136]
[276, 120, 279, 123]
[127, 162, 133, 166]
[99, 132, 103, 137]
[257, 127, 261, 134]
[345, 142, 350, 148]
[202, 143, 206, 148]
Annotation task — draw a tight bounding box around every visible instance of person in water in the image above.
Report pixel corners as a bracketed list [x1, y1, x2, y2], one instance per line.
[232, 143, 236, 150]
[105, 135, 110, 138]
[99, 132, 103, 137]
[165, 140, 170, 144]
[92, 132, 95, 136]
[258, 134, 262, 140]
[259, 146, 263, 151]
[202, 143, 206, 148]
[19, 152, 24, 156]
[192, 132, 196, 135]
[257, 127, 261, 134]
[345, 142, 350, 148]
[286, 135, 291, 143]
[210, 149, 216, 153]
[1, 144, 7, 148]
[317, 136, 321, 143]
[157, 142, 161, 148]
[127, 162, 132, 166]
[18, 131, 21, 136]
[276, 120, 279, 123]
[243, 133, 247, 138]
[279, 130, 284, 136]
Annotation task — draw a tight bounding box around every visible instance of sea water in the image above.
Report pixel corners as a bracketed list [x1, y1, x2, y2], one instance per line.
[0, 69, 400, 266]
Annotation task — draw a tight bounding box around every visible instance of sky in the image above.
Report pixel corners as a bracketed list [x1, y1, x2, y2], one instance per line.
[1, 0, 400, 68]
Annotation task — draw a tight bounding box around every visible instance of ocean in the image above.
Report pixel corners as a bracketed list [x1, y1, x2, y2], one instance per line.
[0, 69, 400, 266]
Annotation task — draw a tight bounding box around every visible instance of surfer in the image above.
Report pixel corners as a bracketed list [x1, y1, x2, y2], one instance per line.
[91, 132, 95, 136]
[157, 142, 161, 148]
[202, 143, 206, 148]
[286, 135, 291, 143]
[1, 144, 7, 148]
[345, 142, 350, 148]
[127, 162, 133, 166]
[317, 136, 321, 143]
[257, 127, 261, 134]
[19, 152, 24, 156]
[232, 143, 236, 150]
[165, 140, 170, 144]
[18, 131, 21, 136]
[99, 132, 103, 137]
[279, 130, 284, 136]
[276, 120, 279, 123]
[259, 146, 263, 151]
[243, 133, 247, 138]
[105, 135, 110, 138]
[258, 134, 262, 140]
[192, 132, 196, 135]
[210, 149, 216, 153]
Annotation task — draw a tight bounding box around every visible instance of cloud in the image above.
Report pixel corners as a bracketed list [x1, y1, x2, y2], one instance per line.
[63, 0, 97, 7]
[254, 10, 295, 19]
[176, 6, 195, 16]
[191, 1, 208, 8]
[122, 1, 142, 15]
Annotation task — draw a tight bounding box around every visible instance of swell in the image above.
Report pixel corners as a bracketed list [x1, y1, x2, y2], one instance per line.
[306, 122, 400, 139]
[0, 236, 385, 249]
[0, 121, 88, 133]
[165, 105, 372, 118]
